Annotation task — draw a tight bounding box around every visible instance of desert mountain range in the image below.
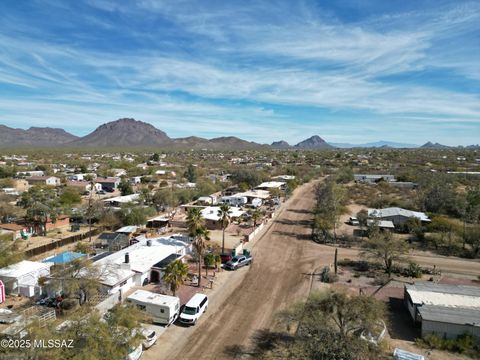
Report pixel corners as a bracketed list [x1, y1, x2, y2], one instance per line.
[0, 118, 475, 149]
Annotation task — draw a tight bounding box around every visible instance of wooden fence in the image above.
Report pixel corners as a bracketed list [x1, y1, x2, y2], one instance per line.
[24, 228, 103, 258]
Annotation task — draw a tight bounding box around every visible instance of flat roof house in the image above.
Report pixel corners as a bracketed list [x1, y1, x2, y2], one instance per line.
[255, 181, 286, 191]
[404, 282, 480, 341]
[201, 206, 245, 230]
[354, 174, 396, 184]
[0, 223, 25, 240]
[146, 216, 170, 229]
[93, 234, 191, 290]
[16, 170, 45, 177]
[66, 181, 102, 192]
[0, 260, 52, 297]
[102, 194, 140, 208]
[368, 207, 430, 227]
[271, 175, 296, 182]
[234, 189, 271, 201]
[95, 177, 120, 191]
[26, 176, 60, 186]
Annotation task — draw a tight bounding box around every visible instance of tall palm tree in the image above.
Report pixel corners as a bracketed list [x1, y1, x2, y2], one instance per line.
[218, 204, 231, 253]
[192, 227, 210, 287]
[186, 207, 203, 235]
[187, 208, 210, 287]
[162, 260, 189, 296]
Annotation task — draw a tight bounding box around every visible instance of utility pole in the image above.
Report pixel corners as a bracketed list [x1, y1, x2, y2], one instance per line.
[88, 180, 94, 242]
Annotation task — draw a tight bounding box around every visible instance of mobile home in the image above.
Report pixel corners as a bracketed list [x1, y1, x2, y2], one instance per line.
[127, 290, 180, 325]
[220, 196, 247, 206]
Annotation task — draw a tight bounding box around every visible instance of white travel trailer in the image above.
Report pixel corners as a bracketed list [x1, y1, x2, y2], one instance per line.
[251, 198, 262, 208]
[127, 290, 180, 325]
[220, 196, 247, 206]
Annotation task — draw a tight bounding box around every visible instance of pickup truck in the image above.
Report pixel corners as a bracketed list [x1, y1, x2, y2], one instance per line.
[224, 255, 252, 270]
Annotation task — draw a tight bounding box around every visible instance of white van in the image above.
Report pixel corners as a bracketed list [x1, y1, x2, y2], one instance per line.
[127, 290, 180, 325]
[179, 293, 208, 325]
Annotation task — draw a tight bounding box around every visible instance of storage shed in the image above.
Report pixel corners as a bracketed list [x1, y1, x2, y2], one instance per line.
[418, 305, 480, 340]
[404, 282, 480, 342]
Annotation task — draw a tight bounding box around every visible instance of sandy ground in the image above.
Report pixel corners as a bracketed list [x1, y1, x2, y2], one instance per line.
[141, 180, 480, 360]
[207, 228, 247, 251]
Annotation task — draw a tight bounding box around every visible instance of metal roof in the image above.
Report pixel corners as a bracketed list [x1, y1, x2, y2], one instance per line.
[418, 305, 480, 326]
[368, 207, 430, 222]
[116, 226, 138, 234]
[255, 181, 285, 189]
[367, 219, 395, 228]
[405, 282, 480, 309]
[234, 190, 271, 199]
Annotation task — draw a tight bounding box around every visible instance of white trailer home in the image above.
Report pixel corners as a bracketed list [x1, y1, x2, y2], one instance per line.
[127, 290, 180, 325]
[220, 196, 247, 206]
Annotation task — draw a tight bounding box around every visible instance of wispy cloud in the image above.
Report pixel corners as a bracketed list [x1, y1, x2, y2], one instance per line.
[0, 0, 478, 145]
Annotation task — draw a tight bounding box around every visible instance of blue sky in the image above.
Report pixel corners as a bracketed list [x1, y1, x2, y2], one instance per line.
[0, 0, 479, 145]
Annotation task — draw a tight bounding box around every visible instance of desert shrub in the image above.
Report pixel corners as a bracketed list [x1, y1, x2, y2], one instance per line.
[319, 267, 338, 283]
[355, 261, 370, 272]
[417, 334, 479, 357]
[337, 258, 355, 267]
[403, 262, 423, 278]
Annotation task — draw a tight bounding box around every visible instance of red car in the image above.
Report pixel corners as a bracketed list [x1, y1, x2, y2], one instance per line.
[220, 253, 232, 264]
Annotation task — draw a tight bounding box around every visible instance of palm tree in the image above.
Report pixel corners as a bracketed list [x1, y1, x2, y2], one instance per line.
[218, 204, 231, 253]
[186, 207, 203, 235]
[187, 208, 210, 287]
[162, 260, 189, 296]
[250, 208, 263, 228]
[192, 227, 210, 287]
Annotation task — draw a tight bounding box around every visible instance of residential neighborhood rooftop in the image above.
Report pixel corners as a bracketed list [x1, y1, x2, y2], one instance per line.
[0, 260, 51, 279]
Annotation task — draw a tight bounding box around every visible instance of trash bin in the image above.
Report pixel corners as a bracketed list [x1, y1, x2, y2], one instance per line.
[243, 249, 250, 257]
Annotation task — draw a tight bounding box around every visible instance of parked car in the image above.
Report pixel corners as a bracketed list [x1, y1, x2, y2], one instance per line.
[224, 255, 252, 270]
[179, 294, 208, 325]
[138, 327, 157, 349]
[220, 253, 232, 264]
[96, 190, 106, 195]
[347, 217, 360, 226]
